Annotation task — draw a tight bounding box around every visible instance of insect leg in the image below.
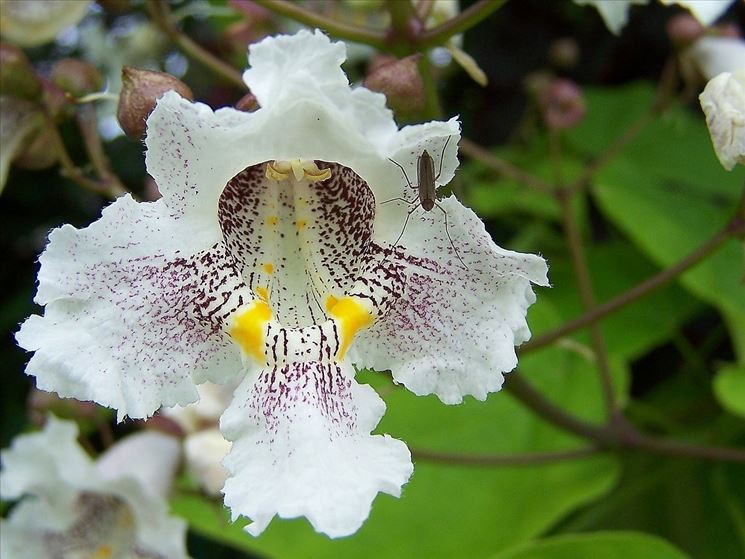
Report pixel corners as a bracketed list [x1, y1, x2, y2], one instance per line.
[388, 157, 415, 191]
[433, 201, 468, 270]
[434, 135, 452, 182]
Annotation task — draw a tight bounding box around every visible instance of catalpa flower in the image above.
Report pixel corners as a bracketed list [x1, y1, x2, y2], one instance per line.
[16, 30, 548, 537]
[0, 416, 187, 558]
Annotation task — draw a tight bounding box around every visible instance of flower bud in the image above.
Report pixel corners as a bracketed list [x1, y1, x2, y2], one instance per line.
[40, 77, 71, 121]
[666, 13, 704, 49]
[0, 42, 41, 100]
[363, 54, 424, 116]
[548, 38, 580, 69]
[50, 58, 104, 98]
[117, 66, 194, 139]
[538, 78, 586, 130]
[13, 125, 58, 170]
[235, 91, 259, 112]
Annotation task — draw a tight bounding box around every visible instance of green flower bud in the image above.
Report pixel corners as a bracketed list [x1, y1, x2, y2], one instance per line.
[0, 42, 41, 100]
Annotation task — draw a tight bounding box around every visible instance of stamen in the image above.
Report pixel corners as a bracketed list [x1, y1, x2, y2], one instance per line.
[265, 159, 332, 183]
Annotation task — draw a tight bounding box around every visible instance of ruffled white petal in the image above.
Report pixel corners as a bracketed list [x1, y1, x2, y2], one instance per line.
[221, 361, 412, 538]
[352, 198, 549, 404]
[700, 70, 745, 171]
[16, 196, 250, 420]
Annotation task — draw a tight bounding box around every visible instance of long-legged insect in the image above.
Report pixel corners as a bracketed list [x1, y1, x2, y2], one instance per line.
[384, 136, 468, 269]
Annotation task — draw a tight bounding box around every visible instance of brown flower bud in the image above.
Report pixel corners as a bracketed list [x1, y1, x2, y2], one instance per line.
[40, 77, 72, 121]
[51, 58, 104, 98]
[548, 38, 580, 70]
[364, 54, 424, 117]
[538, 79, 586, 130]
[117, 66, 194, 139]
[14, 124, 58, 170]
[235, 91, 259, 112]
[0, 42, 41, 100]
[666, 14, 704, 49]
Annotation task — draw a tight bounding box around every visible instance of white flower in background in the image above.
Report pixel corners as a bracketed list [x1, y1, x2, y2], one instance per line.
[16, 30, 548, 537]
[700, 70, 745, 171]
[684, 36, 745, 81]
[164, 383, 233, 496]
[574, 0, 733, 35]
[0, 0, 91, 47]
[0, 416, 187, 559]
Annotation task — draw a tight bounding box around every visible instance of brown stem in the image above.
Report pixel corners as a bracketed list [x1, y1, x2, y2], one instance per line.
[459, 137, 554, 195]
[557, 189, 618, 416]
[147, 0, 247, 90]
[504, 374, 616, 444]
[417, 0, 507, 49]
[521, 219, 741, 353]
[253, 0, 387, 50]
[412, 445, 601, 466]
[76, 105, 127, 197]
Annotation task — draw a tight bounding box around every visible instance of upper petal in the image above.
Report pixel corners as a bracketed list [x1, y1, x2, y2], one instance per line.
[699, 70, 745, 171]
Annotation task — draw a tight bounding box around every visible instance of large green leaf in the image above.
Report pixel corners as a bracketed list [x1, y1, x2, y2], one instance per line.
[566, 83, 745, 358]
[490, 531, 690, 559]
[714, 364, 745, 419]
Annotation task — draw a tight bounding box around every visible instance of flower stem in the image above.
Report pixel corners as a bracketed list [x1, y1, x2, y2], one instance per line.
[146, 0, 247, 90]
[459, 137, 554, 195]
[557, 187, 618, 417]
[505, 374, 745, 463]
[521, 217, 742, 353]
[253, 0, 387, 50]
[417, 0, 507, 49]
[76, 105, 128, 197]
[412, 445, 601, 466]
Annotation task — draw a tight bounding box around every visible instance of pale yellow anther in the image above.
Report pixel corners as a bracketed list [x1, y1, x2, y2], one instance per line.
[262, 263, 274, 275]
[265, 159, 332, 183]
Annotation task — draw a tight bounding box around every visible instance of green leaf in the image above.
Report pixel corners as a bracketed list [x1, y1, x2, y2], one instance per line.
[713, 363, 745, 419]
[490, 531, 690, 559]
[566, 83, 745, 359]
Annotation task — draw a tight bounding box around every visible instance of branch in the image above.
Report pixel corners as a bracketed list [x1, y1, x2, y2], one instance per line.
[146, 0, 247, 90]
[459, 137, 554, 195]
[521, 218, 741, 353]
[418, 0, 507, 49]
[557, 188, 618, 416]
[252, 0, 387, 50]
[412, 446, 601, 466]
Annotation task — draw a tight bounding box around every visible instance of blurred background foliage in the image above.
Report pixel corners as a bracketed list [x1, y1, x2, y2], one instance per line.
[1, 1, 744, 558]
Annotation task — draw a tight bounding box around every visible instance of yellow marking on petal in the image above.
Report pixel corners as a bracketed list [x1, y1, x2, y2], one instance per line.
[262, 263, 274, 275]
[266, 161, 290, 181]
[296, 219, 307, 230]
[327, 296, 374, 361]
[266, 215, 278, 227]
[325, 294, 339, 313]
[230, 301, 272, 364]
[255, 286, 269, 302]
[92, 545, 113, 559]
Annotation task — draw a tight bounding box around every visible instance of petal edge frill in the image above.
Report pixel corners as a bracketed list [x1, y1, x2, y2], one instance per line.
[16, 195, 249, 419]
[352, 197, 549, 404]
[220, 361, 412, 538]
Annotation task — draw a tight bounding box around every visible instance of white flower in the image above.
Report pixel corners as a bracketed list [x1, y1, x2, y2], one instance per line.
[0, 416, 187, 559]
[684, 36, 745, 81]
[574, 0, 733, 35]
[700, 70, 745, 170]
[16, 30, 548, 537]
[164, 383, 233, 496]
